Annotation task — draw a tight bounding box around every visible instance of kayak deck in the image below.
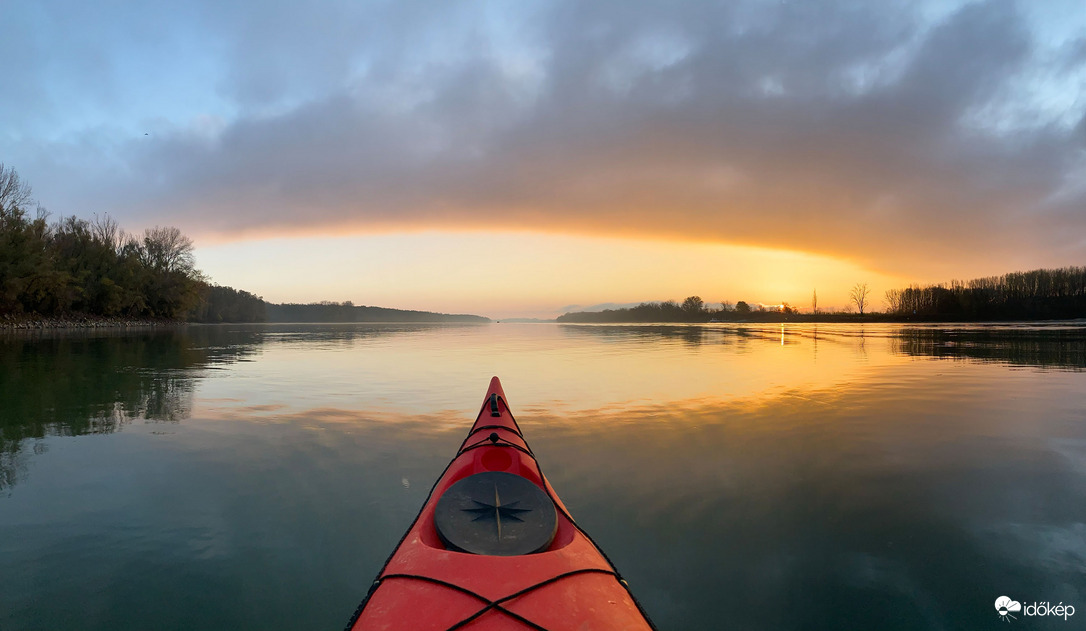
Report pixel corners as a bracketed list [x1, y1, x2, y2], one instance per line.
[346, 377, 655, 631]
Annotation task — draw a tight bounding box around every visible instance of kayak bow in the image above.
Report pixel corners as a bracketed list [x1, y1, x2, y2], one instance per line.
[345, 377, 655, 631]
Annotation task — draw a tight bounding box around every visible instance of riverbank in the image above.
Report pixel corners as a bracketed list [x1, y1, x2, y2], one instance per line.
[1, 313, 184, 330]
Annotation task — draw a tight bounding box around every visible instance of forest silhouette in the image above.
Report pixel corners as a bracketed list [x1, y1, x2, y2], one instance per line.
[0, 165, 481, 324]
[558, 267, 1086, 323]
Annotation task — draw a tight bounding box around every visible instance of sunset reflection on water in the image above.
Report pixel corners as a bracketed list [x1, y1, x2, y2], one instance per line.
[2, 322, 1084, 630]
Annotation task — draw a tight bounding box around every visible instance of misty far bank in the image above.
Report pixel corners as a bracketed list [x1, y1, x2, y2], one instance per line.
[264, 302, 487, 323]
[558, 267, 1086, 323]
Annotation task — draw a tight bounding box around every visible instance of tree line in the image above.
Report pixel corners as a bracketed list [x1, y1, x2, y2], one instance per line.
[0, 163, 263, 322]
[884, 267, 1086, 320]
[265, 301, 489, 323]
[1, 164, 482, 325]
[556, 296, 806, 323]
[559, 267, 1086, 323]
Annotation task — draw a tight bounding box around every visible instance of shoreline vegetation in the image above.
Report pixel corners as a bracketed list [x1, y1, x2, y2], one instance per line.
[5, 165, 1083, 328]
[557, 267, 1086, 323]
[1, 306, 490, 330]
[0, 164, 487, 328]
[2, 313, 182, 330]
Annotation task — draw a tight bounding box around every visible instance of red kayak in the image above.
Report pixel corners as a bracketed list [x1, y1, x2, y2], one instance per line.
[345, 377, 656, 630]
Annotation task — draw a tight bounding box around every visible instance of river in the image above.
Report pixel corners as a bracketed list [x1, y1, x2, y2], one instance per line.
[2, 322, 1084, 630]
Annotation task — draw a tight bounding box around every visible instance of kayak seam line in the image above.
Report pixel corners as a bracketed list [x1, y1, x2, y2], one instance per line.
[464, 423, 524, 438]
[459, 437, 535, 458]
[379, 568, 620, 631]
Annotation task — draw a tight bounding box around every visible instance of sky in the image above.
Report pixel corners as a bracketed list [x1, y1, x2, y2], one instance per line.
[2, 0, 1084, 318]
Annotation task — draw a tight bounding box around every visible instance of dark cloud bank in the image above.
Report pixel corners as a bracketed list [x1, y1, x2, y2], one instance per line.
[9, 0, 1086, 278]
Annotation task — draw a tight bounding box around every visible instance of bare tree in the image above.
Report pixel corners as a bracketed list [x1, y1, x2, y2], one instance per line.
[91, 214, 121, 249]
[142, 226, 195, 274]
[850, 282, 871, 315]
[884, 288, 902, 314]
[0, 163, 33, 216]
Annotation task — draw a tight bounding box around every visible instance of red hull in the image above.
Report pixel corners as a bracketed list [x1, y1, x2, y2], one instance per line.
[346, 377, 654, 631]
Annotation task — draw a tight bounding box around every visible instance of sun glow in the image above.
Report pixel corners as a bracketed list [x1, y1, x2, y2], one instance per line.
[194, 231, 907, 319]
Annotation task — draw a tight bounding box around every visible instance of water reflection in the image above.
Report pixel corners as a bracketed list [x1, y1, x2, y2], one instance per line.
[2, 329, 241, 442]
[526, 380, 1086, 630]
[1, 328, 250, 489]
[0, 323, 488, 489]
[251, 322, 485, 347]
[558, 323, 804, 348]
[5, 322, 1084, 491]
[891, 325, 1086, 370]
[559, 323, 714, 347]
[0, 323, 472, 442]
[560, 322, 1086, 370]
[1, 323, 1085, 630]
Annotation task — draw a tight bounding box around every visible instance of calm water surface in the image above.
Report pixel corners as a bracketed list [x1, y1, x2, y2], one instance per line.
[2, 322, 1085, 630]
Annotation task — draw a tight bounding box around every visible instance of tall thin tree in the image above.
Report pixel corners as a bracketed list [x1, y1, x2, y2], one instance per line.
[850, 283, 870, 315]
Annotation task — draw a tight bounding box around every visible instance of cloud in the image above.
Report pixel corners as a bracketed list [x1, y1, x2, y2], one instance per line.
[5, 0, 1085, 278]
